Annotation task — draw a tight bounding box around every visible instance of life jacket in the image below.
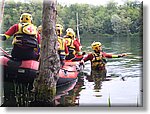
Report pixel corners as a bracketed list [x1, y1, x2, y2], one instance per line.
[57, 37, 66, 58]
[13, 23, 38, 48]
[91, 52, 106, 70]
[65, 37, 75, 55]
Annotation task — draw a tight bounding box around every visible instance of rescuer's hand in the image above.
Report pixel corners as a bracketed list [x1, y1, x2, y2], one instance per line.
[0, 34, 6, 41]
[118, 53, 127, 57]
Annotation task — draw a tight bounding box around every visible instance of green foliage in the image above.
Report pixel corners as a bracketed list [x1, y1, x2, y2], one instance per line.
[2, 1, 142, 36]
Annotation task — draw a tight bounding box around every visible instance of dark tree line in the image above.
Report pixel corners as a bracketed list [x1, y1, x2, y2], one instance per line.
[2, 0, 142, 37]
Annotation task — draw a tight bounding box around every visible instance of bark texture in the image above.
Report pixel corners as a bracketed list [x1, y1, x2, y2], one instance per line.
[33, 0, 60, 102]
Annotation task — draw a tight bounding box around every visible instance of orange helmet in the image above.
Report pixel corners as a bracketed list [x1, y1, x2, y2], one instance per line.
[20, 13, 32, 23]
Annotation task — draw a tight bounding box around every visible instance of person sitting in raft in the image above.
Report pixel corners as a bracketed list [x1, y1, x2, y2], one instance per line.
[0, 13, 40, 60]
[64, 28, 82, 60]
[56, 24, 69, 67]
[71, 35, 85, 61]
[80, 41, 127, 79]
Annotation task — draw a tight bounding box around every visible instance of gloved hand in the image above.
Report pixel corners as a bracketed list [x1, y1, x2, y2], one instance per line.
[118, 53, 127, 57]
[82, 52, 86, 55]
[0, 35, 6, 41]
[122, 53, 127, 57]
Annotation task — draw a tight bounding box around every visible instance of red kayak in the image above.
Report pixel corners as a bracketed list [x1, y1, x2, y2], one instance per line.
[0, 55, 80, 87]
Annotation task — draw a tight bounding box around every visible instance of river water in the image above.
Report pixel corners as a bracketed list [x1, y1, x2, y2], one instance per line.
[54, 34, 143, 107]
[1, 34, 143, 107]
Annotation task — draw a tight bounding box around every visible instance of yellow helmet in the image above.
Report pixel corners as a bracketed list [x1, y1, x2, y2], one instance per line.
[56, 24, 63, 36]
[20, 13, 32, 23]
[66, 28, 75, 39]
[91, 42, 102, 51]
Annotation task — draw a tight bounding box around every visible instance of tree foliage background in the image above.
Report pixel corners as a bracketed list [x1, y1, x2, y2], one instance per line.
[2, 0, 142, 37]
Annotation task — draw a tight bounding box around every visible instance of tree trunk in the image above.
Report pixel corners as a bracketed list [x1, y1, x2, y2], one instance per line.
[0, 0, 5, 24]
[33, 0, 60, 103]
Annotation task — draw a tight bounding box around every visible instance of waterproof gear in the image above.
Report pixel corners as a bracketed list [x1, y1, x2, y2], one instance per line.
[2, 15, 40, 60]
[57, 36, 69, 61]
[12, 23, 38, 48]
[82, 51, 123, 71]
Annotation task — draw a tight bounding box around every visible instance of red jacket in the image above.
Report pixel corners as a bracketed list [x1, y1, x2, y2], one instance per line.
[83, 51, 121, 70]
[74, 38, 81, 46]
[83, 52, 119, 62]
[73, 40, 80, 52]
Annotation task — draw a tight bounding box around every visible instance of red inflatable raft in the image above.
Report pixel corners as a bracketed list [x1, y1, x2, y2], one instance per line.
[0, 55, 80, 87]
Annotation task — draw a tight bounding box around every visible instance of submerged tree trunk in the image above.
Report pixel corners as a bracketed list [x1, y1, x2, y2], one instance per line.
[33, 0, 60, 103]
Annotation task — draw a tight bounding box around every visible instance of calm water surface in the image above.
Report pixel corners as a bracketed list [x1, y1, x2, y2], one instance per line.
[55, 35, 143, 106]
[1, 35, 143, 107]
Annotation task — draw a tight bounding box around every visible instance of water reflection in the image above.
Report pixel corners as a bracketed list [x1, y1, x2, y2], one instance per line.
[86, 70, 106, 92]
[71, 34, 142, 106]
[54, 75, 85, 106]
[1, 35, 142, 106]
[55, 79, 78, 106]
[2, 79, 79, 107]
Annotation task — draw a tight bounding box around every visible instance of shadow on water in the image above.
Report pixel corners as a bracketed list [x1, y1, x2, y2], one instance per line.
[0, 60, 142, 107]
[1, 78, 78, 107]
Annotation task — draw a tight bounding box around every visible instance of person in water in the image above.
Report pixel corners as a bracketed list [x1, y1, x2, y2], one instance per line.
[0, 13, 40, 60]
[80, 41, 127, 79]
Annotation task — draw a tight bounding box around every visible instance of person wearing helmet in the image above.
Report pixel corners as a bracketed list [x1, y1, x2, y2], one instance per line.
[37, 25, 42, 35]
[80, 41, 127, 72]
[0, 13, 40, 60]
[56, 24, 69, 67]
[56, 24, 63, 37]
[34, 25, 42, 57]
[64, 28, 81, 60]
